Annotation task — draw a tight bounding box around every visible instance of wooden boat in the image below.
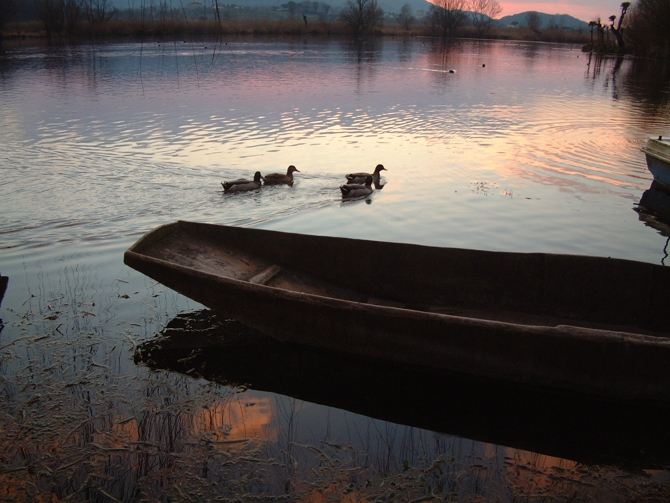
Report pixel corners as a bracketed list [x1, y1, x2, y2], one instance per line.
[642, 135, 670, 190]
[124, 220, 670, 403]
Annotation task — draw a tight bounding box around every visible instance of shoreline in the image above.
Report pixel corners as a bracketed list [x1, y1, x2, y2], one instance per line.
[1, 19, 592, 46]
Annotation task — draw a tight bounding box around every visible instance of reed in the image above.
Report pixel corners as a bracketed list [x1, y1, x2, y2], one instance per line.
[1, 19, 591, 44]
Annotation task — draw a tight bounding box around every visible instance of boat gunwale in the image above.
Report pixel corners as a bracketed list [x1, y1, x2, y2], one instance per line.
[124, 245, 670, 347]
[124, 220, 670, 402]
[642, 137, 670, 164]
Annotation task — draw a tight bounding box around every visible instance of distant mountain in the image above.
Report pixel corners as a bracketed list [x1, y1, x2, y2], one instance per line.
[497, 12, 589, 30]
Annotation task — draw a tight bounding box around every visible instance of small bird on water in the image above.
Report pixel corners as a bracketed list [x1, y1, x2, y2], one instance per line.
[345, 164, 386, 184]
[221, 171, 263, 193]
[262, 165, 300, 186]
[340, 176, 374, 199]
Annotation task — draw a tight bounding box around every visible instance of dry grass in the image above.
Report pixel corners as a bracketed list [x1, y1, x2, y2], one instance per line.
[2, 19, 591, 44]
[0, 264, 668, 502]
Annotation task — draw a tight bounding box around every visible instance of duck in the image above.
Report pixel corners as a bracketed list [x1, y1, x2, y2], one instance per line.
[263, 165, 300, 186]
[221, 171, 263, 193]
[345, 164, 386, 184]
[340, 176, 374, 199]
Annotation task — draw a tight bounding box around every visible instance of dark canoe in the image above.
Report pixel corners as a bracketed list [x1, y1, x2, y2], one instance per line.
[124, 220, 670, 402]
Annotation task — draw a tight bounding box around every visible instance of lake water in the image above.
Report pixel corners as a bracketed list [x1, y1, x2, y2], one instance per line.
[1, 37, 670, 501]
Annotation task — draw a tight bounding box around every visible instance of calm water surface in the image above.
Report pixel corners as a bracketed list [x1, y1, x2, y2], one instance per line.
[1, 37, 670, 501]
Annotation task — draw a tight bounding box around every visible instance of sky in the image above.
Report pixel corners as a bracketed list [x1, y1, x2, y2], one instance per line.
[497, 0, 621, 21]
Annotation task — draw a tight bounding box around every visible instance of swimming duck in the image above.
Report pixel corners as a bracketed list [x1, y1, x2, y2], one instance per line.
[345, 164, 386, 184]
[221, 171, 263, 193]
[263, 165, 300, 186]
[340, 176, 374, 199]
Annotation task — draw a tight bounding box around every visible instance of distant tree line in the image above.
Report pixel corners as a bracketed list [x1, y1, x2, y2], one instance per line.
[583, 1, 669, 59]
[0, 0, 499, 40]
[624, 0, 669, 59]
[0, 0, 118, 36]
[425, 0, 500, 38]
[9, 0, 663, 56]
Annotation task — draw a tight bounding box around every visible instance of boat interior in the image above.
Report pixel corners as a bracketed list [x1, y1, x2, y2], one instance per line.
[129, 221, 670, 338]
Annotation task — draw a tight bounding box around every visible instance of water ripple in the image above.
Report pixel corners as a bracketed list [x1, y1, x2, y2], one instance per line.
[1, 39, 669, 267]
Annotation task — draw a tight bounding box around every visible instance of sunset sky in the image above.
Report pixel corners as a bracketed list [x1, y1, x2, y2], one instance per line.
[497, 0, 622, 21]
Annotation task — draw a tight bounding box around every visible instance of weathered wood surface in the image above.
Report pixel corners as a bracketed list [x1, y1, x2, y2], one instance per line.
[125, 220, 670, 402]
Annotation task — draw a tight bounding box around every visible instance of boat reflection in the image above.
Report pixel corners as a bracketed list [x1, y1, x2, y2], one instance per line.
[637, 180, 670, 231]
[636, 180, 670, 264]
[0, 273, 7, 333]
[0, 273, 7, 307]
[137, 310, 670, 469]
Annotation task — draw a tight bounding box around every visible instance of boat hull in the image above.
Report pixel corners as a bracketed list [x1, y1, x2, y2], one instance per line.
[642, 136, 670, 190]
[125, 221, 670, 403]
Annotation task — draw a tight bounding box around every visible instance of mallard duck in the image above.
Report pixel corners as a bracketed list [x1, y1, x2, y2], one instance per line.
[263, 165, 300, 186]
[345, 164, 386, 184]
[221, 171, 263, 193]
[340, 176, 373, 199]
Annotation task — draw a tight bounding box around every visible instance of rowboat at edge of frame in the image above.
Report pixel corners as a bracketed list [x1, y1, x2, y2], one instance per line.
[124, 220, 670, 403]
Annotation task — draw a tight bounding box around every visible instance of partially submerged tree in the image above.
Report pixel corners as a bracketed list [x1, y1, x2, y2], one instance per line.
[588, 20, 597, 45]
[339, 0, 384, 38]
[470, 0, 501, 38]
[608, 2, 630, 52]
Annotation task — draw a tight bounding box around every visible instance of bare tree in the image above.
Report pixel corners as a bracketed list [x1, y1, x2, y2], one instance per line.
[588, 19, 597, 46]
[470, 0, 501, 38]
[608, 2, 630, 52]
[0, 0, 18, 35]
[430, 0, 470, 38]
[64, 0, 83, 34]
[339, 0, 384, 39]
[38, 0, 65, 37]
[83, 0, 117, 24]
[397, 2, 414, 31]
[525, 11, 541, 32]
